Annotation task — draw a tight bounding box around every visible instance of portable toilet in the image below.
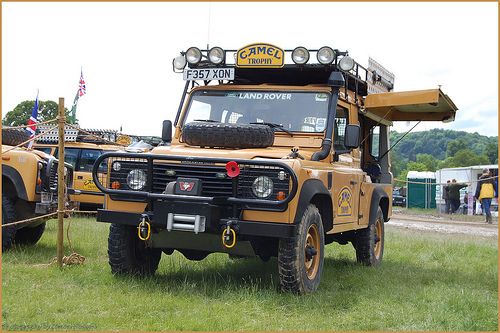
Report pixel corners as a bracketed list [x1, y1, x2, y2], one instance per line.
[407, 171, 436, 209]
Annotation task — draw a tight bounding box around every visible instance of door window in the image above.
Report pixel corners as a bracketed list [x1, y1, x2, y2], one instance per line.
[333, 107, 348, 152]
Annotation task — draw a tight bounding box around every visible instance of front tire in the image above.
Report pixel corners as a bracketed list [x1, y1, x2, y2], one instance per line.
[108, 223, 161, 275]
[354, 207, 384, 266]
[278, 204, 325, 294]
[14, 222, 46, 246]
[2, 196, 17, 251]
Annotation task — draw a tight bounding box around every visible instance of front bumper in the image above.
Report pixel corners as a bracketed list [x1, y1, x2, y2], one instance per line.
[97, 207, 296, 239]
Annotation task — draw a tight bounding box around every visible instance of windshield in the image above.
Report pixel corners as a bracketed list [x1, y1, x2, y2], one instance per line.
[183, 90, 330, 133]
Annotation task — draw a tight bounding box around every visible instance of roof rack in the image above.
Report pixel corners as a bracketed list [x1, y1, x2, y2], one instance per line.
[36, 125, 120, 144]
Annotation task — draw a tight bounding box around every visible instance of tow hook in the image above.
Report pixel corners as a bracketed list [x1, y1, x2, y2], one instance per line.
[137, 214, 151, 241]
[221, 221, 237, 249]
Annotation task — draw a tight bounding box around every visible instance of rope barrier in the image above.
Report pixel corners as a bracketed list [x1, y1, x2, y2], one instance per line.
[2, 117, 58, 130]
[392, 175, 498, 187]
[1, 212, 58, 228]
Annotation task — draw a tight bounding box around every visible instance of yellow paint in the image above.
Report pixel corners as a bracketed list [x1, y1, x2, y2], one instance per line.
[236, 43, 284, 68]
[83, 179, 99, 191]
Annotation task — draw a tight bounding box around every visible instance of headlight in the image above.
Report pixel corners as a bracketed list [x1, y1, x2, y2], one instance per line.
[292, 47, 309, 64]
[126, 169, 147, 190]
[339, 56, 355, 71]
[186, 47, 202, 65]
[317, 46, 335, 64]
[173, 55, 187, 70]
[208, 47, 224, 64]
[252, 176, 273, 198]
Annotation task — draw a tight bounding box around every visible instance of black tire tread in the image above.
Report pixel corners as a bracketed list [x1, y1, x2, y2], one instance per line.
[108, 223, 161, 275]
[2, 128, 30, 147]
[354, 207, 384, 266]
[182, 122, 274, 149]
[14, 222, 46, 245]
[2, 196, 17, 251]
[278, 204, 324, 294]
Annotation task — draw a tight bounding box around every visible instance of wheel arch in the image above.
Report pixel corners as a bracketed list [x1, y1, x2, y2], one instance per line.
[294, 179, 333, 233]
[370, 185, 390, 223]
[2, 165, 28, 200]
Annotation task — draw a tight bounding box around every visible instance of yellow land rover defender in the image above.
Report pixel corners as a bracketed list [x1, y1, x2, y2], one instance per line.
[92, 44, 457, 293]
[2, 128, 75, 251]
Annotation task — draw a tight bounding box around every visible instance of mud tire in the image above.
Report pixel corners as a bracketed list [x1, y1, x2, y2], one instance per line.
[182, 121, 274, 149]
[354, 207, 384, 266]
[14, 222, 46, 246]
[278, 204, 324, 294]
[2, 197, 17, 251]
[2, 128, 31, 147]
[108, 223, 161, 275]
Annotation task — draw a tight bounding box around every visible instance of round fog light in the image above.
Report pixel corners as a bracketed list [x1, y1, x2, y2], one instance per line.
[252, 176, 274, 198]
[186, 47, 202, 65]
[317, 46, 335, 64]
[112, 162, 122, 171]
[339, 56, 355, 71]
[292, 47, 309, 65]
[208, 47, 225, 64]
[173, 55, 187, 70]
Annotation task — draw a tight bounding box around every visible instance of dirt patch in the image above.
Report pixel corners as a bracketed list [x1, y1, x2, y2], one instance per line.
[389, 214, 498, 238]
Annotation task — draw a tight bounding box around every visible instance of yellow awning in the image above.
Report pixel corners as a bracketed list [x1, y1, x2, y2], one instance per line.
[364, 89, 458, 122]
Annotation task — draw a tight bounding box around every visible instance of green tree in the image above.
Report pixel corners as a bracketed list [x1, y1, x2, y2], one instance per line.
[446, 138, 467, 158]
[485, 142, 498, 164]
[438, 149, 489, 169]
[2, 100, 73, 127]
[416, 153, 438, 171]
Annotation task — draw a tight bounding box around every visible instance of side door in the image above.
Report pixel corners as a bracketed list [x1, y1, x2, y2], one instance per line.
[77, 149, 106, 197]
[330, 106, 363, 226]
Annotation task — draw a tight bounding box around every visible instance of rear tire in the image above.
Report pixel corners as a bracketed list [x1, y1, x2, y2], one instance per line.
[354, 207, 384, 266]
[2, 128, 30, 147]
[108, 223, 161, 275]
[278, 204, 324, 294]
[2, 197, 17, 251]
[14, 222, 46, 246]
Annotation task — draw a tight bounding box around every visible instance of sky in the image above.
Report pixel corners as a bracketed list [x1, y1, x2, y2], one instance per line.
[2, 2, 498, 137]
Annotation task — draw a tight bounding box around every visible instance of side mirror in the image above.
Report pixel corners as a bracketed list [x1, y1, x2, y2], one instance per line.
[344, 124, 360, 148]
[162, 120, 172, 143]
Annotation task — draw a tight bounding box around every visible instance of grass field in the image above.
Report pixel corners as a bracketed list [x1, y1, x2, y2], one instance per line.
[2, 217, 498, 331]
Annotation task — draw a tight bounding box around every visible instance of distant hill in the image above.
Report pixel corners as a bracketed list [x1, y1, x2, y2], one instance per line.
[390, 129, 498, 162]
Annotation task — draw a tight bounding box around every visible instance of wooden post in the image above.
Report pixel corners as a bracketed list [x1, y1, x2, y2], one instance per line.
[57, 97, 65, 267]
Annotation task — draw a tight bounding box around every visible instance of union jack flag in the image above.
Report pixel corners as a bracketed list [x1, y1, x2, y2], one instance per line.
[78, 71, 86, 97]
[25, 94, 39, 148]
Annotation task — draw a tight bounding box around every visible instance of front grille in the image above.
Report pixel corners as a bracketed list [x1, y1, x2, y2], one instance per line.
[47, 161, 72, 193]
[153, 163, 233, 197]
[101, 154, 296, 204]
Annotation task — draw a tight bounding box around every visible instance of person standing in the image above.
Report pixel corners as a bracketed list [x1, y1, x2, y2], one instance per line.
[475, 169, 498, 224]
[442, 180, 451, 214]
[448, 179, 467, 213]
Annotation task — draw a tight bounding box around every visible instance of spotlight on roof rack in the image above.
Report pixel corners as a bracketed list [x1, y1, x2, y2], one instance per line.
[186, 47, 202, 65]
[339, 56, 355, 71]
[292, 47, 309, 65]
[208, 47, 225, 65]
[173, 55, 187, 71]
[317, 46, 335, 65]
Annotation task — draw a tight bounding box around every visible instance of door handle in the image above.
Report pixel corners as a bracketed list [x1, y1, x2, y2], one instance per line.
[77, 176, 83, 180]
[350, 180, 358, 185]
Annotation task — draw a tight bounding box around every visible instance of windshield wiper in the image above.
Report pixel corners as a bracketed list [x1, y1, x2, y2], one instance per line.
[251, 122, 293, 136]
[193, 119, 219, 123]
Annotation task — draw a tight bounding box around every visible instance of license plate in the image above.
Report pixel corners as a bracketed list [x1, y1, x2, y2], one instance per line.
[183, 68, 234, 81]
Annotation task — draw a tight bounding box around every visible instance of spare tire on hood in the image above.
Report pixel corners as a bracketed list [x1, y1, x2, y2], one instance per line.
[2, 128, 31, 147]
[182, 121, 274, 149]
